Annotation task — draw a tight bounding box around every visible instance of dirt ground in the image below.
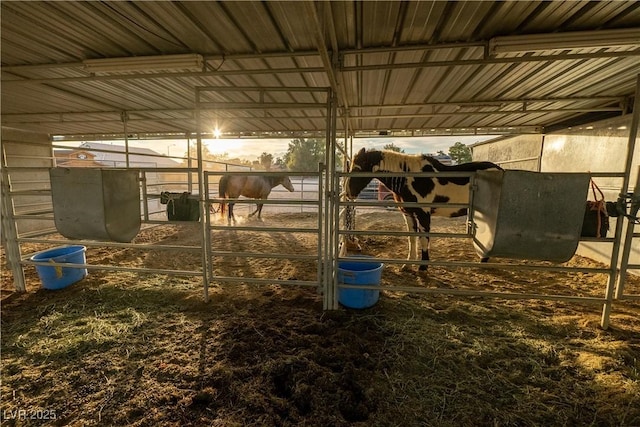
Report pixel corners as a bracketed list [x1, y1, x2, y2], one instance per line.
[1, 210, 639, 426]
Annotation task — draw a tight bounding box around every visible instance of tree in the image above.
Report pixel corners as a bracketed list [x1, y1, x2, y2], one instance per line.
[273, 156, 286, 169]
[258, 152, 273, 170]
[284, 138, 326, 172]
[181, 142, 252, 168]
[181, 142, 224, 165]
[448, 142, 472, 164]
[382, 142, 404, 153]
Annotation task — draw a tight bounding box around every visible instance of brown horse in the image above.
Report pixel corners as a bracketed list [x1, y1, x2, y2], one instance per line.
[219, 174, 295, 223]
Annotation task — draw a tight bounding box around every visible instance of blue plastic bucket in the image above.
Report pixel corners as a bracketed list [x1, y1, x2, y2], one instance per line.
[338, 256, 383, 309]
[30, 245, 87, 290]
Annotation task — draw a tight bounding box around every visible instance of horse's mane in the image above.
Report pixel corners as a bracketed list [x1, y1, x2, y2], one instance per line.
[376, 150, 501, 172]
[377, 150, 429, 172]
[424, 155, 449, 170]
[426, 155, 503, 171]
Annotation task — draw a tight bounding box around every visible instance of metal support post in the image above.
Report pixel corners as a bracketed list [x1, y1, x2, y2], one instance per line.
[195, 89, 211, 302]
[121, 111, 130, 168]
[601, 74, 640, 328]
[615, 167, 640, 299]
[1, 161, 26, 292]
[613, 75, 640, 300]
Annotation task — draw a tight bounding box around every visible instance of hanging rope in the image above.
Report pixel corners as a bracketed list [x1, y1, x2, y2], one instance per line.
[587, 179, 608, 238]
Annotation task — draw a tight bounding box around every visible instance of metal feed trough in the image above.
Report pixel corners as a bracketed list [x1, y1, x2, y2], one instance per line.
[50, 168, 141, 243]
[471, 170, 591, 262]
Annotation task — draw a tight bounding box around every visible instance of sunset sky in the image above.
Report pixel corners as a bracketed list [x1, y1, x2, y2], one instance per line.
[56, 135, 497, 162]
[108, 135, 492, 160]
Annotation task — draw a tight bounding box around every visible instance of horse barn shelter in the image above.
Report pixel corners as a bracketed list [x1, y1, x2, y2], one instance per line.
[2, 0, 640, 332]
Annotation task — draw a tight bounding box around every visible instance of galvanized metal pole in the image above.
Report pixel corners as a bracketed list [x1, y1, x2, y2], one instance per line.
[188, 136, 194, 193]
[322, 88, 334, 310]
[140, 170, 149, 221]
[613, 74, 640, 300]
[1, 152, 26, 292]
[601, 73, 640, 328]
[342, 107, 358, 255]
[614, 166, 640, 299]
[204, 170, 214, 295]
[121, 111, 130, 168]
[329, 89, 339, 310]
[317, 162, 325, 298]
[195, 89, 210, 302]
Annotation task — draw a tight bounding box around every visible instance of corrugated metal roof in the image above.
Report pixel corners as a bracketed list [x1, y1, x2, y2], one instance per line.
[2, 1, 639, 140]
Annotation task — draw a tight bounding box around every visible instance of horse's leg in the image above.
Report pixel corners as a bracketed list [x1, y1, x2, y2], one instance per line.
[247, 203, 264, 219]
[248, 203, 260, 217]
[401, 212, 418, 271]
[414, 209, 432, 272]
[228, 203, 236, 224]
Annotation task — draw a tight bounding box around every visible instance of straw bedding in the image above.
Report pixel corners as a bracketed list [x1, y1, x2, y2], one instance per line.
[2, 211, 639, 426]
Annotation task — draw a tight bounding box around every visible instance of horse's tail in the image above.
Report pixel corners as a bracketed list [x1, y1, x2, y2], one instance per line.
[218, 175, 228, 218]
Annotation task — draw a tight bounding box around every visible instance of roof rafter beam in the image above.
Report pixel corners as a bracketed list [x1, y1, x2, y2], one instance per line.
[3, 49, 637, 86]
[302, 1, 340, 94]
[50, 125, 544, 142]
[2, 107, 623, 126]
[1, 95, 626, 121]
[346, 108, 624, 119]
[197, 102, 328, 110]
[354, 97, 627, 110]
[339, 51, 640, 72]
[1, 67, 328, 85]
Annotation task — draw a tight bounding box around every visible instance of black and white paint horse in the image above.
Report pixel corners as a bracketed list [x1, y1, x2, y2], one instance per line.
[345, 148, 501, 271]
[219, 174, 295, 223]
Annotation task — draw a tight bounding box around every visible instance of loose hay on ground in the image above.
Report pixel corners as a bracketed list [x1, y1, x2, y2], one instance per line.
[1, 211, 639, 426]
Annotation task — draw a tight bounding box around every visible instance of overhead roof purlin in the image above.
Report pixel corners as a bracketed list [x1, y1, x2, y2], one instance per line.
[1, 0, 639, 139]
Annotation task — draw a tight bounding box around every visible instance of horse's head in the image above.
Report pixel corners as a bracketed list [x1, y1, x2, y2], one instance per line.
[280, 176, 295, 192]
[345, 148, 383, 199]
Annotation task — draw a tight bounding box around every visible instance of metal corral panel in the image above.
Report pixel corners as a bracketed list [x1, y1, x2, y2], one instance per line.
[472, 170, 590, 262]
[50, 168, 141, 243]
